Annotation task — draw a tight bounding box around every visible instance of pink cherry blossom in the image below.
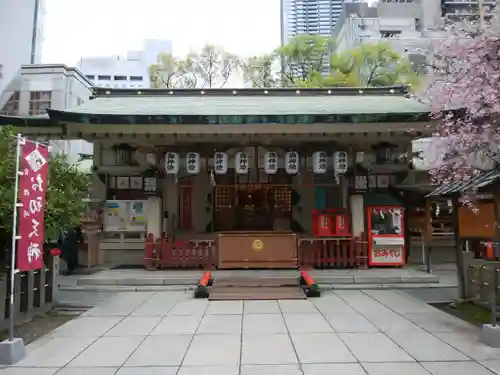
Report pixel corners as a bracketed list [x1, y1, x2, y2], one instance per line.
[426, 7, 500, 191]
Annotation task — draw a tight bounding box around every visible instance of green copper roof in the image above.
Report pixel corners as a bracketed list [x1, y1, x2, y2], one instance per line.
[59, 93, 428, 116]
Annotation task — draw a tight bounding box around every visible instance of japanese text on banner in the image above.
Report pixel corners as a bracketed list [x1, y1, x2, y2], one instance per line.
[17, 141, 49, 271]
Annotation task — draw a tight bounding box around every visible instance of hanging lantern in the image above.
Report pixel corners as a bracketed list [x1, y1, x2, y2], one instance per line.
[373, 142, 396, 164]
[146, 152, 156, 165]
[333, 151, 348, 174]
[264, 151, 278, 175]
[213, 152, 228, 175]
[285, 151, 299, 174]
[165, 152, 179, 174]
[355, 151, 364, 163]
[235, 152, 249, 174]
[186, 152, 200, 174]
[312, 151, 328, 174]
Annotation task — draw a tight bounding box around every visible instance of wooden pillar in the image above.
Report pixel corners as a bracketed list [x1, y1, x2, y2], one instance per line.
[424, 199, 432, 268]
[452, 195, 466, 299]
[493, 184, 500, 260]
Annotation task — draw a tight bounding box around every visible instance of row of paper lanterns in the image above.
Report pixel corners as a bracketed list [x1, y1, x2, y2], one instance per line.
[164, 151, 348, 175]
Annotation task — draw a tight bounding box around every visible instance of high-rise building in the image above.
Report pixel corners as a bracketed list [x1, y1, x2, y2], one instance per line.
[76, 39, 173, 89]
[0, 0, 46, 95]
[281, 0, 346, 45]
[441, 0, 496, 20]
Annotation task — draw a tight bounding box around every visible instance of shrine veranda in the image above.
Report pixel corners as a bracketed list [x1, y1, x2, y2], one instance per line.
[0, 86, 437, 269]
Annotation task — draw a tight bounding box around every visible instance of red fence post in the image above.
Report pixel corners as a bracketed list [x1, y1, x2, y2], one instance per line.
[211, 240, 217, 269]
[144, 233, 155, 270]
[160, 235, 168, 268]
[360, 232, 369, 268]
[349, 237, 356, 267]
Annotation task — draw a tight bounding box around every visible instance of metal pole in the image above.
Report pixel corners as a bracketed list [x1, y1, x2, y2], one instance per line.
[478, 0, 485, 29]
[492, 268, 498, 327]
[30, 0, 40, 64]
[9, 134, 22, 341]
[426, 245, 432, 274]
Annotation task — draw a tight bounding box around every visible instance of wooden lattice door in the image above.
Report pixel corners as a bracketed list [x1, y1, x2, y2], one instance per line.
[214, 186, 235, 231]
[271, 186, 292, 231]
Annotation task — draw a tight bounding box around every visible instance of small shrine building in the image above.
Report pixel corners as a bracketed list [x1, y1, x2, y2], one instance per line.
[1, 86, 434, 269]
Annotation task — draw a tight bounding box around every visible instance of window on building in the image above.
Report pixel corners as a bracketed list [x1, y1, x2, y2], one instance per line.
[85, 74, 95, 80]
[0, 91, 20, 116]
[97, 75, 112, 80]
[29, 91, 52, 116]
[380, 30, 402, 38]
[77, 97, 84, 106]
[114, 75, 127, 81]
[415, 18, 422, 31]
[130, 76, 144, 81]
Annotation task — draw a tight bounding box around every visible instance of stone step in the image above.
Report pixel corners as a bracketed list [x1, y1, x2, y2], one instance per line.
[209, 286, 306, 300]
[213, 277, 299, 288]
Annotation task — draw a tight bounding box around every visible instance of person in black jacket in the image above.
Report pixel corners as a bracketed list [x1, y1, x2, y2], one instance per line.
[60, 226, 84, 276]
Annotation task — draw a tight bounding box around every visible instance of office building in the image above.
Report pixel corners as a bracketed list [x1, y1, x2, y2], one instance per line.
[441, 0, 496, 20]
[281, 0, 345, 45]
[333, 0, 442, 69]
[76, 39, 173, 89]
[0, 0, 46, 95]
[0, 64, 94, 164]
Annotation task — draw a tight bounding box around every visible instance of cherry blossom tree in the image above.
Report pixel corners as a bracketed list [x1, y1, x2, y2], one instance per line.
[426, 6, 500, 187]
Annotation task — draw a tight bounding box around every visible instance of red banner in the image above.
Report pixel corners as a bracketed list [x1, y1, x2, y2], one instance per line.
[17, 140, 49, 271]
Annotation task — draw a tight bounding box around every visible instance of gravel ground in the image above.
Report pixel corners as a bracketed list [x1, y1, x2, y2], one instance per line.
[0, 309, 84, 345]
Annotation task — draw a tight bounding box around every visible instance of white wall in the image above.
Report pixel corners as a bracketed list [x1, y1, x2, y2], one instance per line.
[336, 16, 430, 55]
[0, 64, 94, 165]
[0, 0, 46, 94]
[76, 39, 173, 89]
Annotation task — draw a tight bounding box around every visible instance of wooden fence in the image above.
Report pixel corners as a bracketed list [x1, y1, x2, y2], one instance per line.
[298, 234, 369, 269]
[0, 250, 59, 329]
[463, 251, 500, 324]
[144, 234, 217, 269]
[144, 233, 369, 269]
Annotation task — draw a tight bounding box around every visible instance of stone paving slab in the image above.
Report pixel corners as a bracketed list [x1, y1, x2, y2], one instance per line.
[4, 289, 500, 374]
[74, 267, 440, 287]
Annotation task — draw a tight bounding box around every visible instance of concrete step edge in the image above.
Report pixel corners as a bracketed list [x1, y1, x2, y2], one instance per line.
[59, 283, 457, 293]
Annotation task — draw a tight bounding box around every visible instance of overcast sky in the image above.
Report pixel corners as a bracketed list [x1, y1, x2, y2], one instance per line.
[42, 0, 379, 65]
[42, 0, 282, 64]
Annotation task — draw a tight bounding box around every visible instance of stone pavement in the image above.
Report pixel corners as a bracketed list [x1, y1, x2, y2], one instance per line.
[3, 289, 500, 375]
[73, 267, 441, 288]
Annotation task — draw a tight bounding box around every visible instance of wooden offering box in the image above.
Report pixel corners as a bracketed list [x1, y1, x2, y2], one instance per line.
[217, 231, 298, 269]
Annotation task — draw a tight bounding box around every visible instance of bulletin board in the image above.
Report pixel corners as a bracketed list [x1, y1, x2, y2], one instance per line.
[458, 202, 495, 238]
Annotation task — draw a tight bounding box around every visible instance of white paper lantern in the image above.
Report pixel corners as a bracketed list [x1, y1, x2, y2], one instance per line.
[285, 151, 299, 174]
[264, 151, 278, 174]
[235, 152, 249, 174]
[213, 152, 228, 175]
[165, 152, 179, 174]
[186, 152, 200, 174]
[146, 153, 156, 165]
[312, 151, 328, 174]
[333, 151, 348, 174]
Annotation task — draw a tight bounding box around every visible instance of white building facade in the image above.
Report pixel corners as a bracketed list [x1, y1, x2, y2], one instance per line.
[76, 39, 173, 89]
[0, 0, 46, 94]
[0, 64, 94, 164]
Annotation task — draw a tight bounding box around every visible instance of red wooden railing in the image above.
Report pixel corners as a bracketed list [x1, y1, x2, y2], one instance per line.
[298, 233, 369, 269]
[145, 232, 368, 270]
[144, 233, 217, 269]
[144, 233, 158, 270]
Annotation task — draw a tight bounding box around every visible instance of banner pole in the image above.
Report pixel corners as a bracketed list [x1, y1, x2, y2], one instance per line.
[9, 134, 22, 342]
